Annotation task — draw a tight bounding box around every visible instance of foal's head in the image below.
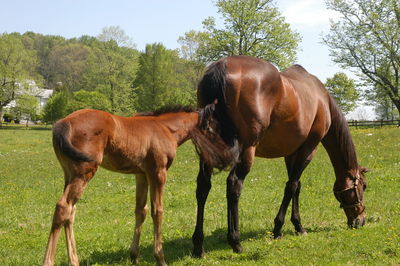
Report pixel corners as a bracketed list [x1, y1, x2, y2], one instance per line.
[192, 103, 240, 171]
[334, 167, 368, 228]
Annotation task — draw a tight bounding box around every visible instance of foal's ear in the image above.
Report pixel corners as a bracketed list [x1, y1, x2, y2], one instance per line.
[360, 167, 370, 174]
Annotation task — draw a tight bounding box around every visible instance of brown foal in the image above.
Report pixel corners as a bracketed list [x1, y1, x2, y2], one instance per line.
[42, 106, 232, 266]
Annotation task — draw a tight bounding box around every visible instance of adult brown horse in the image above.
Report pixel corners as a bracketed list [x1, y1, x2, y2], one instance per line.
[192, 55, 368, 257]
[42, 105, 231, 266]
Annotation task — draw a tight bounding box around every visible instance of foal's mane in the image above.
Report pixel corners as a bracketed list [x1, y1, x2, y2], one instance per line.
[135, 105, 196, 117]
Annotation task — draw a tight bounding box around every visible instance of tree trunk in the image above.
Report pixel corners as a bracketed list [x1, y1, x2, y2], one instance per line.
[0, 107, 3, 128]
[394, 100, 400, 121]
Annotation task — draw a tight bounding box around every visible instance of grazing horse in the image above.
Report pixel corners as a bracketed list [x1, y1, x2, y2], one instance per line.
[191, 55, 368, 257]
[42, 106, 231, 266]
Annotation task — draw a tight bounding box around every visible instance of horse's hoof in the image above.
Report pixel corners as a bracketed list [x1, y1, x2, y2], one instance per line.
[130, 253, 139, 264]
[296, 230, 308, 236]
[232, 243, 243, 253]
[192, 247, 205, 258]
[273, 233, 283, 239]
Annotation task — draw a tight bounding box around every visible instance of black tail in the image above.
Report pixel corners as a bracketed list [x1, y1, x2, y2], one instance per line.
[197, 59, 240, 167]
[52, 121, 94, 162]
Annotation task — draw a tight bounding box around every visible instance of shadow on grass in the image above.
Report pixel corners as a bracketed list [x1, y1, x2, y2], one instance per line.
[78, 228, 265, 265]
[78, 225, 344, 265]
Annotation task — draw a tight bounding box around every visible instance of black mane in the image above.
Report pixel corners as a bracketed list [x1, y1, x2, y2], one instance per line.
[136, 105, 196, 117]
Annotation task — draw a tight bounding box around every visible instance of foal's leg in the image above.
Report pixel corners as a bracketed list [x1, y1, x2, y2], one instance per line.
[226, 146, 255, 253]
[130, 174, 149, 264]
[148, 168, 167, 266]
[273, 145, 316, 239]
[43, 163, 97, 266]
[192, 160, 212, 258]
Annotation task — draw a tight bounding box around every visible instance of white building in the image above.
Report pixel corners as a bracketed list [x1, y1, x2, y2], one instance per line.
[5, 80, 53, 111]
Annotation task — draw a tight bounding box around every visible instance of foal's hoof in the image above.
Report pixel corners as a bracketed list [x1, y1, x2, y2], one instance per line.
[232, 243, 243, 253]
[192, 246, 205, 258]
[156, 260, 167, 266]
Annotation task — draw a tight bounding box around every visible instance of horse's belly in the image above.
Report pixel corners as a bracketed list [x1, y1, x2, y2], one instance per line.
[255, 126, 308, 158]
[101, 154, 143, 174]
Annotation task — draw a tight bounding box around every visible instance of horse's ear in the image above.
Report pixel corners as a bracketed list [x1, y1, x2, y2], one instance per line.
[360, 167, 370, 174]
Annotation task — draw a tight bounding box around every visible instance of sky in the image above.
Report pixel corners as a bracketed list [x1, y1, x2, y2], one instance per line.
[0, 0, 374, 119]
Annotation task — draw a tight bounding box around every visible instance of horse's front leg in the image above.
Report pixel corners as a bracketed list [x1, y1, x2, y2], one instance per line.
[226, 147, 254, 253]
[192, 160, 212, 258]
[130, 174, 149, 264]
[149, 168, 167, 266]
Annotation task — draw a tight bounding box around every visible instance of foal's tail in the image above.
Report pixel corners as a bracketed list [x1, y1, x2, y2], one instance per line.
[193, 59, 240, 170]
[52, 121, 93, 162]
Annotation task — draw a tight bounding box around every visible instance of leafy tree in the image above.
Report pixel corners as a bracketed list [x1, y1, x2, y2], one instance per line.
[0, 33, 38, 120]
[134, 43, 196, 112]
[47, 43, 91, 91]
[324, 0, 400, 117]
[42, 91, 70, 123]
[325, 73, 359, 114]
[180, 0, 301, 69]
[12, 94, 39, 126]
[97, 26, 135, 48]
[84, 40, 138, 115]
[178, 30, 210, 64]
[365, 83, 399, 120]
[67, 90, 111, 113]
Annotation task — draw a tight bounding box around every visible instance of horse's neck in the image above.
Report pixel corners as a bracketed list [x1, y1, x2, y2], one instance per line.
[322, 117, 359, 189]
[157, 112, 199, 146]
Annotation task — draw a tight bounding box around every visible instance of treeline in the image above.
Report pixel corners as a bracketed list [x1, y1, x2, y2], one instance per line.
[1, 29, 204, 123]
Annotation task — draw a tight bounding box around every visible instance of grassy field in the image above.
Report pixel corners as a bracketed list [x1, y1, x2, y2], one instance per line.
[0, 126, 399, 265]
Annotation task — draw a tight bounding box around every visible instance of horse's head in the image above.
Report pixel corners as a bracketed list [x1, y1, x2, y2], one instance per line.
[334, 167, 368, 228]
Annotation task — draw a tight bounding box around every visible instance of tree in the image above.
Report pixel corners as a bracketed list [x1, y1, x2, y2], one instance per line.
[133, 43, 196, 112]
[365, 82, 399, 120]
[84, 27, 140, 115]
[180, 0, 301, 69]
[325, 72, 359, 114]
[97, 26, 135, 48]
[0, 33, 38, 120]
[12, 94, 39, 126]
[47, 43, 91, 91]
[67, 90, 111, 113]
[42, 91, 69, 123]
[324, 0, 400, 117]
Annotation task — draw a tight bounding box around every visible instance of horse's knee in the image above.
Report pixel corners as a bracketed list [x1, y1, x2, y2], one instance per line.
[285, 180, 299, 195]
[151, 208, 163, 220]
[226, 176, 243, 201]
[52, 201, 72, 228]
[135, 205, 148, 218]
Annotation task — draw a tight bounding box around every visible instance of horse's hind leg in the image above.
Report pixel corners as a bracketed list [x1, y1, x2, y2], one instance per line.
[130, 174, 149, 264]
[273, 144, 317, 239]
[226, 146, 255, 253]
[43, 163, 97, 266]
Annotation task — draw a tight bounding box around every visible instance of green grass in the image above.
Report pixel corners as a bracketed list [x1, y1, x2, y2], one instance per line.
[0, 127, 399, 265]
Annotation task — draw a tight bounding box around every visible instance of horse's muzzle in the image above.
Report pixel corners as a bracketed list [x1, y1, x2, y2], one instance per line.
[348, 216, 366, 228]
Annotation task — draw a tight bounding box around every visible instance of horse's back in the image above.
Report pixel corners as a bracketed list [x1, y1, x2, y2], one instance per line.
[255, 65, 331, 157]
[202, 56, 332, 158]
